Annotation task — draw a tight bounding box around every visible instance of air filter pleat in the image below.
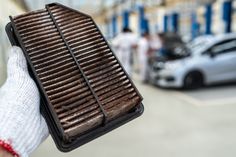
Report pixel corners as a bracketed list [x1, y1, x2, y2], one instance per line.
[14, 9, 48, 22]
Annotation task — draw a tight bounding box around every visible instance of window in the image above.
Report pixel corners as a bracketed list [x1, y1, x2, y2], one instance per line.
[210, 39, 236, 55]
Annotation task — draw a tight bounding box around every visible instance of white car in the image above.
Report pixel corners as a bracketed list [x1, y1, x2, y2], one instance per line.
[151, 33, 236, 88]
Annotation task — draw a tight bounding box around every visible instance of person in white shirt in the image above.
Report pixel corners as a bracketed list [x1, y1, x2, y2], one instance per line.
[112, 28, 138, 77]
[138, 31, 151, 83]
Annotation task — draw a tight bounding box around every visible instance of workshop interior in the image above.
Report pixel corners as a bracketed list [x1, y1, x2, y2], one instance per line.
[1, 0, 236, 157]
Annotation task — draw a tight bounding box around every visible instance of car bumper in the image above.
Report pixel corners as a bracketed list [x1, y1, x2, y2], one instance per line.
[150, 69, 183, 88]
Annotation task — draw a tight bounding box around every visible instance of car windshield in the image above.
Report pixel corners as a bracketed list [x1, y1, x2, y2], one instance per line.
[188, 36, 214, 52]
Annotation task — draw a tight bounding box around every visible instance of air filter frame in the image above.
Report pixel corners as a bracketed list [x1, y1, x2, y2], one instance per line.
[5, 3, 144, 152]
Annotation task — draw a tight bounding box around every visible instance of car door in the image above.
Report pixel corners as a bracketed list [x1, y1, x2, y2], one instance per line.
[202, 39, 236, 84]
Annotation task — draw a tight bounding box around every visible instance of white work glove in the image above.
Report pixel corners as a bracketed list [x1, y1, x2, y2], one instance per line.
[0, 47, 49, 157]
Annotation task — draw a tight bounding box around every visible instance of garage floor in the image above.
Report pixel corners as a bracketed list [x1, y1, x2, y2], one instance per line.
[31, 79, 236, 157]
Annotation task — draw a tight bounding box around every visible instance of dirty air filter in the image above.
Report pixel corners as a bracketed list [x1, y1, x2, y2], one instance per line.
[5, 3, 144, 152]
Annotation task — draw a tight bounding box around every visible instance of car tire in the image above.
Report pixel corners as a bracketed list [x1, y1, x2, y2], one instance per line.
[183, 71, 204, 89]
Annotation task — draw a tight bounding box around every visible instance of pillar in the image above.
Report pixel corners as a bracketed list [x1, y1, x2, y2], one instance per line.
[205, 4, 212, 35]
[112, 15, 118, 37]
[122, 10, 130, 29]
[171, 12, 179, 33]
[191, 12, 200, 39]
[223, 1, 232, 33]
[164, 14, 169, 32]
[138, 5, 146, 34]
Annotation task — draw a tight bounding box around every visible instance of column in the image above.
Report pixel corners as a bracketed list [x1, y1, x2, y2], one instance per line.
[164, 14, 169, 32]
[223, 1, 232, 33]
[122, 10, 130, 29]
[205, 4, 212, 35]
[112, 15, 118, 37]
[191, 12, 200, 39]
[138, 5, 146, 34]
[171, 12, 179, 33]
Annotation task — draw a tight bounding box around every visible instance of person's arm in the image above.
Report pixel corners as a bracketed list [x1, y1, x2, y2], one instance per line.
[0, 47, 49, 157]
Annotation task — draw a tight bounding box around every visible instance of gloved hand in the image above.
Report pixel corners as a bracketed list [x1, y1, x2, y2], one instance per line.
[0, 46, 49, 157]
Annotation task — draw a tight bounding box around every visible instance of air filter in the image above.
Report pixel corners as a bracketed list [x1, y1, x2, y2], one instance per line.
[5, 3, 144, 152]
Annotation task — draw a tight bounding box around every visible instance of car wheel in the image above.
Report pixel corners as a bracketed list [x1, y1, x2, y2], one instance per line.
[184, 71, 204, 89]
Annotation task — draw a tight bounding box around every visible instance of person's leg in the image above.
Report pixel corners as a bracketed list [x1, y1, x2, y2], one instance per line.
[140, 58, 148, 83]
[122, 51, 132, 77]
[124, 61, 131, 78]
[140, 62, 145, 82]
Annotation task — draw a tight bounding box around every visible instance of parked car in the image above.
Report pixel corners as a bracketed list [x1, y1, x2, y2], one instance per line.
[149, 33, 189, 84]
[150, 33, 236, 89]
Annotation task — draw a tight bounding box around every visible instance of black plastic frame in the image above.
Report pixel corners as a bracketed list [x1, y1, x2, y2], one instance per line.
[5, 3, 144, 152]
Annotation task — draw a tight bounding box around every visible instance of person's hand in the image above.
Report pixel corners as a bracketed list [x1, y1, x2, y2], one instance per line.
[0, 146, 14, 157]
[0, 47, 49, 157]
[0, 146, 13, 157]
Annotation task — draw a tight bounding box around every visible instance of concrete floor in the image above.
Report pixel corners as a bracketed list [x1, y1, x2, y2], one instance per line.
[32, 79, 236, 157]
